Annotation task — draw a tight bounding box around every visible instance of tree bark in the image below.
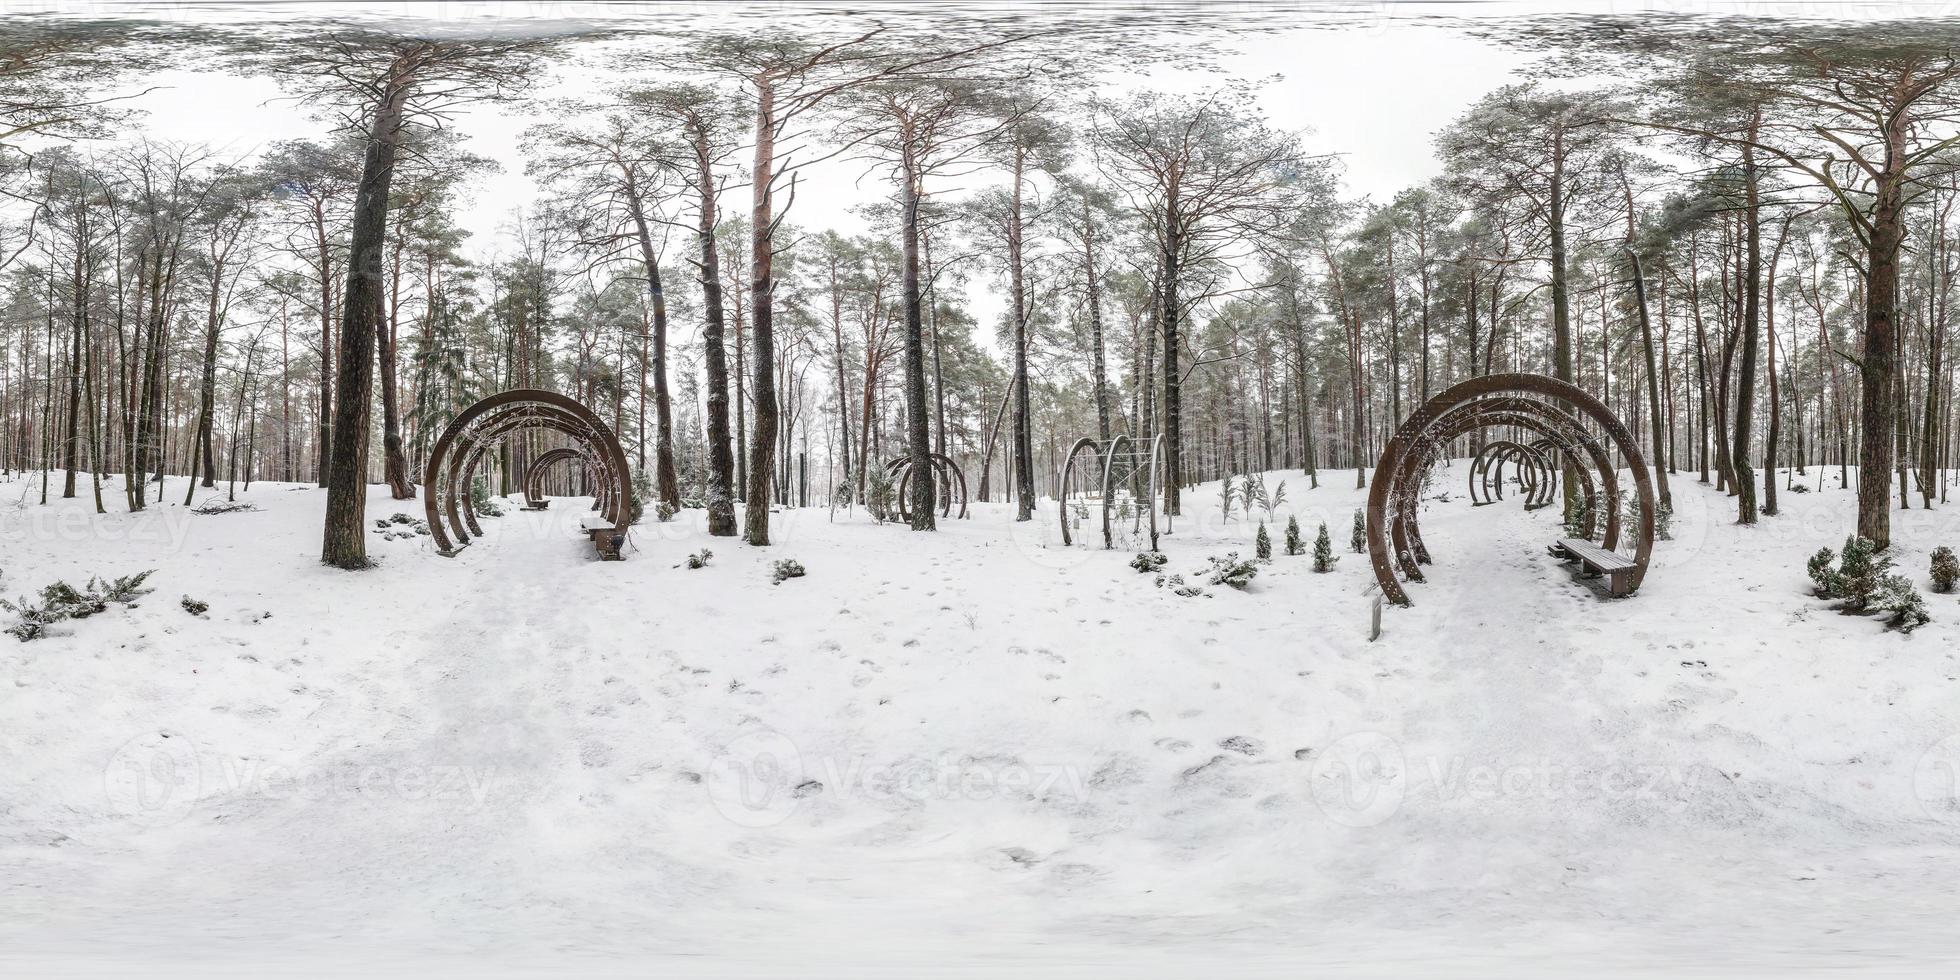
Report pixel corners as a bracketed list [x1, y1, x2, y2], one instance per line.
[321, 63, 413, 569]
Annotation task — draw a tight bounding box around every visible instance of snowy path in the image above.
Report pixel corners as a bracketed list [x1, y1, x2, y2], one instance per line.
[4, 471, 1960, 975]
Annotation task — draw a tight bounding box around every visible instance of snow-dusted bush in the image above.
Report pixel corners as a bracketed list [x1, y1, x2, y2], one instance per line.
[627, 470, 653, 524]
[97, 571, 155, 605]
[1562, 498, 1591, 540]
[866, 467, 895, 523]
[1836, 536, 1886, 610]
[1255, 523, 1272, 561]
[1617, 491, 1675, 542]
[469, 478, 505, 518]
[1203, 553, 1258, 590]
[180, 596, 209, 616]
[1285, 515, 1303, 556]
[1313, 522, 1338, 573]
[1349, 509, 1366, 554]
[683, 549, 713, 570]
[2, 570, 154, 642]
[1807, 538, 1931, 633]
[192, 500, 258, 515]
[770, 559, 806, 584]
[373, 513, 429, 540]
[1806, 546, 1838, 598]
[1154, 573, 1207, 597]
[1931, 546, 1959, 594]
[1130, 551, 1167, 574]
[1872, 574, 1930, 633]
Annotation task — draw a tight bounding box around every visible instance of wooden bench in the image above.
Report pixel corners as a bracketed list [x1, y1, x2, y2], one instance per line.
[580, 516, 626, 561]
[1548, 537, 1637, 596]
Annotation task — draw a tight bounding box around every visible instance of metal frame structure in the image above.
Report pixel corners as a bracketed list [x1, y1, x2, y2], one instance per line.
[1468, 439, 1555, 509]
[423, 389, 634, 560]
[1364, 373, 1655, 606]
[522, 447, 590, 510]
[1057, 433, 1169, 551]
[883, 453, 970, 521]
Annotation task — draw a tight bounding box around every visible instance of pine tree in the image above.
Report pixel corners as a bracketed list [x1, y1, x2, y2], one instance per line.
[1313, 521, 1338, 573]
[1931, 546, 1958, 593]
[1255, 521, 1272, 561]
[1349, 508, 1366, 553]
[1285, 515, 1303, 556]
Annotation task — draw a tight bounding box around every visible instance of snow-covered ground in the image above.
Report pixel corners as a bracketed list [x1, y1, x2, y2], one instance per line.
[3, 464, 1959, 977]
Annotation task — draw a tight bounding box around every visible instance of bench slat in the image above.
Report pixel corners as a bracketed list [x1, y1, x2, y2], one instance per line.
[1555, 538, 1636, 571]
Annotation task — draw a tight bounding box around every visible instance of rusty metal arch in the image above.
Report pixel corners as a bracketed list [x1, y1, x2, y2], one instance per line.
[523, 447, 591, 507]
[884, 452, 969, 522]
[1057, 437, 1102, 546]
[423, 389, 633, 558]
[450, 410, 613, 543]
[1469, 439, 1552, 507]
[1365, 373, 1655, 606]
[1386, 402, 1607, 579]
[1055, 434, 1168, 551]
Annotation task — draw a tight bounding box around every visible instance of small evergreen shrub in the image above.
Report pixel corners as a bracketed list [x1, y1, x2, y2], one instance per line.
[770, 559, 806, 584]
[1218, 476, 1238, 524]
[1932, 546, 1959, 594]
[374, 513, 430, 540]
[1806, 538, 1932, 634]
[1872, 574, 1931, 633]
[1285, 516, 1303, 556]
[1349, 509, 1366, 554]
[180, 596, 209, 616]
[655, 500, 677, 523]
[1806, 546, 1838, 598]
[97, 570, 155, 605]
[628, 470, 654, 524]
[1562, 497, 1592, 539]
[1203, 553, 1259, 590]
[1, 570, 155, 642]
[192, 500, 258, 515]
[1130, 551, 1168, 574]
[866, 467, 895, 523]
[1255, 522, 1272, 561]
[1837, 536, 1885, 610]
[1154, 573, 1207, 598]
[469, 478, 505, 518]
[1240, 474, 1266, 519]
[683, 549, 713, 570]
[1313, 522, 1338, 573]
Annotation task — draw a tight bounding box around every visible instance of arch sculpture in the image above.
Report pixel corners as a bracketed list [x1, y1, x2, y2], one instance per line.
[1365, 374, 1655, 606]
[423, 389, 634, 560]
[522, 447, 592, 509]
[1468, 439, 1554, 509]
[882, 453, 970, 521]
[1058, 434, 1169, 551]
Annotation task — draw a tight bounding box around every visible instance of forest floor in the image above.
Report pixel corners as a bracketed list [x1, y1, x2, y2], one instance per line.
[2, 464, 1959, 977]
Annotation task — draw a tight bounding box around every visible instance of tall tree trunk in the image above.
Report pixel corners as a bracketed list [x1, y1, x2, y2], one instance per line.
[322, 67, 413, 569]
[743, 78, 780, 545]
[1009, 143, 1035, 521]
[690, 119, 737, 536]
[1731, 125, 1763, 524]
[899, 158, 935, 530]
[1628, 250, 1672, 509]
[1857, 119, 1908, 550]
[625, 180, 682, 512]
